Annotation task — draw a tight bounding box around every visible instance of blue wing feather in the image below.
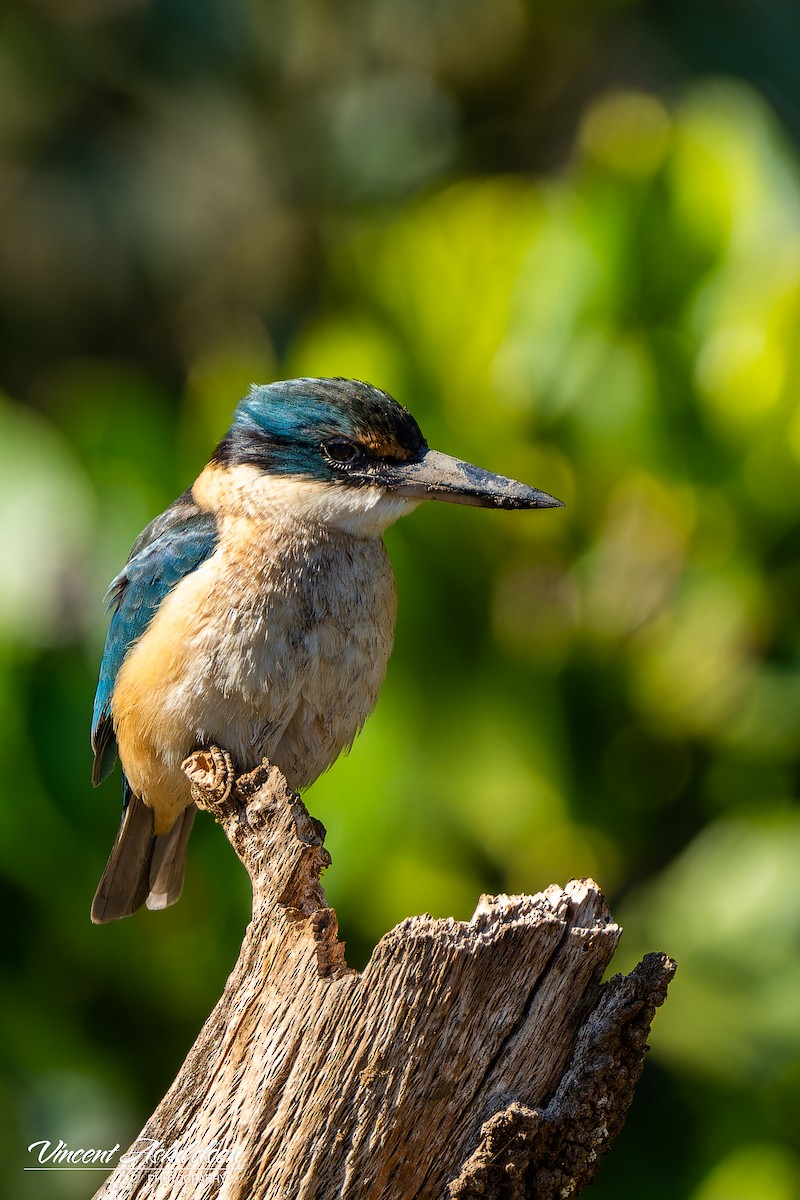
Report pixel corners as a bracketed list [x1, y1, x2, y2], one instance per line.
[91, 489, 219, 785]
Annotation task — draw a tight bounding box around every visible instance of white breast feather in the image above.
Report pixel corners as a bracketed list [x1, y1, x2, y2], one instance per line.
[115, 465, 408, 825]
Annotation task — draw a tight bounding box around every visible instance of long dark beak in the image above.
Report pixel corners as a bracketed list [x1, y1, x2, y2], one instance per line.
[380, 448, 563, 510]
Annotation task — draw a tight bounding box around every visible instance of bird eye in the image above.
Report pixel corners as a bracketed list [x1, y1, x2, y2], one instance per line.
[323, 438, 362, 466]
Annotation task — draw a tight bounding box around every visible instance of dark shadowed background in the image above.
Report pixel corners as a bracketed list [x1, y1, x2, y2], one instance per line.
[2, 1, 800, 1196]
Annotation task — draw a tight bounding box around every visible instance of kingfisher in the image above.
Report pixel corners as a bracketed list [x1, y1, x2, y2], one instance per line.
[90, 377, 562, 922]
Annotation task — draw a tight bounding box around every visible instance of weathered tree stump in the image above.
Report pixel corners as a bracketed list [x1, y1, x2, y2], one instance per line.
[94, 748, 675, 1200]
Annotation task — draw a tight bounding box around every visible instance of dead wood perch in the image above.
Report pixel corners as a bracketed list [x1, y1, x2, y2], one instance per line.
[94, 749, 675, 1200]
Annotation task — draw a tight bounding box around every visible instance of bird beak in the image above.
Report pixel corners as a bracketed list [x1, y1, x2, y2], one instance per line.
[380, 448, 564, 510]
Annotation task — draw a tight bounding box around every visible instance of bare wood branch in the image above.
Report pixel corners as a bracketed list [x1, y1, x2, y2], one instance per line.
[94, 750, 675, 1200]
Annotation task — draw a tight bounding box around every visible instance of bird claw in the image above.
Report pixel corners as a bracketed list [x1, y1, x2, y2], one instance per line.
[182, 745, 236, 809]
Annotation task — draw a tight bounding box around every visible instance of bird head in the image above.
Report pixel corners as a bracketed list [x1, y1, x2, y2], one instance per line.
[209, 377, 563, 534]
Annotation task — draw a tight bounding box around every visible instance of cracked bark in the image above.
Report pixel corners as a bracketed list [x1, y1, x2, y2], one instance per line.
[93, 749, 675, 1200]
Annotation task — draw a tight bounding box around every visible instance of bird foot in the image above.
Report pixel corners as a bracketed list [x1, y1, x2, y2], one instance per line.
[182, 745, 236, 813]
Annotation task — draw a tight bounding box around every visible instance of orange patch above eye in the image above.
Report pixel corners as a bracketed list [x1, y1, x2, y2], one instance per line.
[360, 433, 415, 461]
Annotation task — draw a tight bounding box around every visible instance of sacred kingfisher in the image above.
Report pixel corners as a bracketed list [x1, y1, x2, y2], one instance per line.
[91, 377, 562, 922]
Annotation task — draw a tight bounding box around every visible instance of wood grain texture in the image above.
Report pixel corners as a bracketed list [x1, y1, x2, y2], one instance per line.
[94, 749, 675, 1200]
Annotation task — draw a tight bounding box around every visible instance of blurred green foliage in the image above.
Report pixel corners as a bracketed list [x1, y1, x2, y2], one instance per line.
[2, 1, 800, 1198]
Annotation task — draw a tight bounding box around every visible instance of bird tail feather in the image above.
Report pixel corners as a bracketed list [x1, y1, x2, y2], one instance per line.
[91, 791, 194, 924]
[147, 806, 196, 910]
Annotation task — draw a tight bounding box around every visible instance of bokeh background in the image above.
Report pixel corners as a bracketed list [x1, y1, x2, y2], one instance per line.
[3, 0, 800, 1196]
